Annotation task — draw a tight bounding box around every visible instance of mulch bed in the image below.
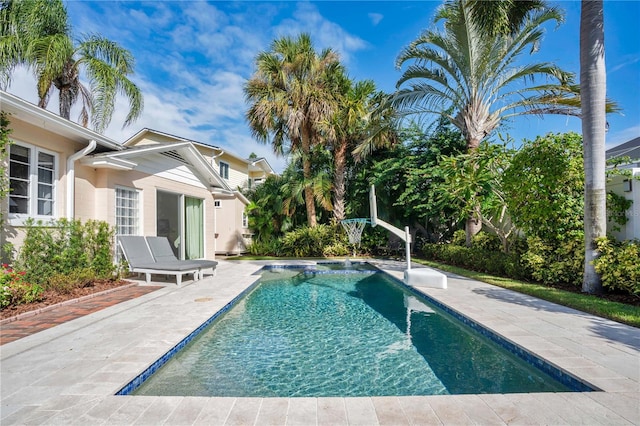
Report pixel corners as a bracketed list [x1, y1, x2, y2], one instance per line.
[1, 279, 133, 320]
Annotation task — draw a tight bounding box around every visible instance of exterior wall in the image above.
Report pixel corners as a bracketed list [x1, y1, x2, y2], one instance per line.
[607, 170, 640, 241]
[94, 168, 217, 260]
[213, 154, 249, 190]
[214, 197, 249, 254]
[3, 116, 83, 258]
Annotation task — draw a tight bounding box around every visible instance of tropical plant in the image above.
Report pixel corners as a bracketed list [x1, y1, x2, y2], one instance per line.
[580, 0, 607, 294]
[433, 141, 517, 252]
[393, 0, 578, 245]
[244, 33, 343, 227]
[324, 77, 398, 222]
[502, 132, 585, 244]
[0, 0, 143, 132]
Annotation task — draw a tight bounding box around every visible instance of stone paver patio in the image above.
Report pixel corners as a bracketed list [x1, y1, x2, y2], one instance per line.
[1, 259, 638, 425]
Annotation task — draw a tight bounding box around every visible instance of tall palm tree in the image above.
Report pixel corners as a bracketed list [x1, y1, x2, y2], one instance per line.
[323, 77, 398, 222]
[580, 0, 606, 294]
[0, 0, 143, 132]
[393, 0, 578, 245]
[245, 33, 343, 227]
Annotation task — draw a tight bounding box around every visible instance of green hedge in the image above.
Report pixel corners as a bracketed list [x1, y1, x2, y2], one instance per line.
[593, 238, 640, 295]
[13, 218, 118, 287]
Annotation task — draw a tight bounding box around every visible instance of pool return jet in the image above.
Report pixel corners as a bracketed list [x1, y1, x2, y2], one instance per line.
[341, 185, 447, 289]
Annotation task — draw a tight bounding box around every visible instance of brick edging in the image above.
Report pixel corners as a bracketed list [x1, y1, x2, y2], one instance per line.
[0, 282, 138, 325]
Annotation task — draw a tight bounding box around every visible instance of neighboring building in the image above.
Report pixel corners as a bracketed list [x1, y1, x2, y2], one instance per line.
[1, 91, 275, 262]
[606, 137, 640, 241]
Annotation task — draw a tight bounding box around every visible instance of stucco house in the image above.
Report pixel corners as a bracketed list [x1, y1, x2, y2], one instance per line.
[605, 136, 640, 241]
[1, 91, 274, 263]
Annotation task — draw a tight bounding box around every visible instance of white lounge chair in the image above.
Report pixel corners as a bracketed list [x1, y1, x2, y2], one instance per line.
[118, 236, 200, 286]
[146, 236, 218, 278]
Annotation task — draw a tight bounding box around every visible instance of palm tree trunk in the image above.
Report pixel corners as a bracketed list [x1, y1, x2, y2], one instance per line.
[302, 126, 317, 228]
[332, 140, 348, 222]
[580, 0, 606, 294]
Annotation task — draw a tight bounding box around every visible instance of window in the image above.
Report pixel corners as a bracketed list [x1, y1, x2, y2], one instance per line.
[219, 161, 229, 180]
[242, 211, 248, 228]
[115, 187, 140, 235]
[9, 143, 57, 218]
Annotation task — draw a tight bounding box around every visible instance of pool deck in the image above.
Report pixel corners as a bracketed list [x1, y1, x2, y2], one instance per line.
[1, 259, 638, 425]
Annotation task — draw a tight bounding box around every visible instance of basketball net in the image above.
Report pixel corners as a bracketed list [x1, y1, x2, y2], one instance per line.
[341, 219, 369, 246]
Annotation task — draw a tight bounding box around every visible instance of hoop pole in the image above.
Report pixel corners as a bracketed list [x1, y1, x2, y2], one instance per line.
[405, 226, 411, 270]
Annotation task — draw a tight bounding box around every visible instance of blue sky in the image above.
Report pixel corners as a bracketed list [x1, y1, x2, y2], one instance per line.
[6, 1, 640, 172]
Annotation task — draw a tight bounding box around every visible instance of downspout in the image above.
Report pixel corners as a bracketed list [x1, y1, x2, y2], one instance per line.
[66, 140, 97, 219]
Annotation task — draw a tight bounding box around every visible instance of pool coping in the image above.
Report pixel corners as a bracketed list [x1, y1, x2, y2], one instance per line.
[1, 259, 638, 425]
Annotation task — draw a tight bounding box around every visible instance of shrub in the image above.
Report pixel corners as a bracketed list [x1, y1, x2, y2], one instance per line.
[323, 242, 350, 257]
[451, 229, 466, 246]
[14, 218, 117, 287]
[0, 263, 43, 307]
[280, 224, 347, 257]
[471, 231, 502, 252]
[593, 238, 640, 295]
[248, 239, 283, 256]
[520, 232, 584, 286]
[46, 268, 97, 295]
[420, 243, 525, 279]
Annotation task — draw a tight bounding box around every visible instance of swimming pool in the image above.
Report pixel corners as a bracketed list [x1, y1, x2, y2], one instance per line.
[121, 264, 592, 397]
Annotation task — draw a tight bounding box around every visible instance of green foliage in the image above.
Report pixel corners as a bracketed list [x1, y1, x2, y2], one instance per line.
[451, 229, 467, 246]
[503, 132, 584, 243]
[1, 263, 43, 308]
[607, 191, 633, 233]
[520, 232, 584, 286]
[13, 218, 117, 287]
[46, 268, 96, 294]
[421, 243, 525, 280]
[279, 224, 347, 257]
[593, 238, 640, 295]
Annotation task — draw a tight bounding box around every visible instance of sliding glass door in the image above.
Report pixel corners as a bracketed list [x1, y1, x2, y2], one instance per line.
[157, 191, 204, 259]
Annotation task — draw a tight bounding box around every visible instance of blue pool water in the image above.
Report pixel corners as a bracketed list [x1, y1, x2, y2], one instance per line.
[128, 265, 584, 397]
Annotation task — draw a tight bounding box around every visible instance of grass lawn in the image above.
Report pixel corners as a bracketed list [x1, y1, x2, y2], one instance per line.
[233, 255, 640, 328]
[414, 258, 640, 328]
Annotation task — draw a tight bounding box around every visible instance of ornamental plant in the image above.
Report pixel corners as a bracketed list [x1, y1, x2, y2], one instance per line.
[0, 263, 43, 308]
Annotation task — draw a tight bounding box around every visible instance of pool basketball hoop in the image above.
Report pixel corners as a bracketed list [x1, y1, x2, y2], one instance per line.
[341, 218, 370, 246]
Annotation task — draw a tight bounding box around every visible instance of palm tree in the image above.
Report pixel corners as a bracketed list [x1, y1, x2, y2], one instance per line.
[245, 33, 343, 227]
[323, 77, 398, 222]
[580, 0, 606, 294]
[0, 0, 143, 132]
[393, 0, 578, 245]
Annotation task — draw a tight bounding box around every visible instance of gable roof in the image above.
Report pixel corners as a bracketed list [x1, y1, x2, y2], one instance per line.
[82, 141, 232, 191]
[606, 137, 640, 162]
[1, 90, 122, 153]
[125, 128, 276, 176]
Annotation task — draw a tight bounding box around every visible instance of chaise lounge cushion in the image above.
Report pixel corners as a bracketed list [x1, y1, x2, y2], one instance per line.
[146, 236, 218, 270]
[118, 236, 200, 285]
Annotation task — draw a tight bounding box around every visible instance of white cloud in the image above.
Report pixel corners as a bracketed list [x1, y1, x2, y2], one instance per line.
[274, 2, 368, 64]
[368, 13, 384, 26]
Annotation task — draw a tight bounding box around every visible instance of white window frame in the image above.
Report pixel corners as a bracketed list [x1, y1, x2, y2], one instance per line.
[219, 161, 230, 180]
[115, 186, 141, 236]
[8, 141, 58, 225]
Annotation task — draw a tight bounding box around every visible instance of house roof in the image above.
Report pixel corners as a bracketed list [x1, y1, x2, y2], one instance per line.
[606, 137, 640, 162]
[125, 128, 276, 176]
[1, 90, 122, 153]
[82, 141, 232, 191]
